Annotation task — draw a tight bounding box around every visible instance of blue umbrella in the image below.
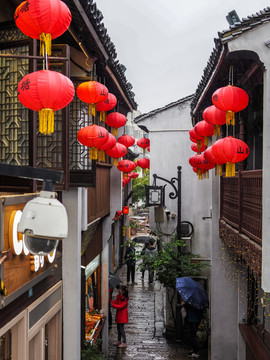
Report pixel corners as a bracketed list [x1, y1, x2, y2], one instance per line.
[176, 277, 209, 310]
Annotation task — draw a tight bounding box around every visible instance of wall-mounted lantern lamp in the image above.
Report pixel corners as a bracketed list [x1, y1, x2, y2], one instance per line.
[145, 185, 165, 207]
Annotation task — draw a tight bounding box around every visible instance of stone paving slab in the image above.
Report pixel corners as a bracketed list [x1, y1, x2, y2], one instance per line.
[107, 254, 207, 360]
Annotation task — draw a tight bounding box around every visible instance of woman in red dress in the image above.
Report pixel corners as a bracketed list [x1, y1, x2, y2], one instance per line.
[110, 285, 129, 348]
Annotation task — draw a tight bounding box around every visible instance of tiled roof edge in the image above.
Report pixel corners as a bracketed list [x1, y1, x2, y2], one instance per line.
[134, 94, 194, 123]
[78, 0, 137, 109]
[191, 7, 270, 112]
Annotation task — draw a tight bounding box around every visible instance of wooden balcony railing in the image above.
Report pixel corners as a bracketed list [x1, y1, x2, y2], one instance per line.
[220, 170, 262, 245]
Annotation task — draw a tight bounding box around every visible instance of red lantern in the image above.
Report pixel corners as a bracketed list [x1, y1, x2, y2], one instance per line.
[212, 85, 249, 125]
[106, 112, 127, 136]
[77, 125, 109, 160]
[106, 142, 127, 166]
[147, 146, 150, 152]
[129, 172, 139, 179]
[15, 0, 71, 56]
[204, 146, 224, 176]
[137, 137, 150, 154]
[98, 133, 117, 162]
[117, 160, 136, 179]
[96, 93, 117, 122]
[122, 178, 130, 187]
[190, 154, 214, 180]
[18, 70, 74, 135]
[113, 210, 122, 220]
[203, 105, 226, 135]
[194, 121, 214, 146]
[77, 81, 108, 116]
[137, 157, 150, 174]
[212, 136, 249, 177]
[118, 134, 135, 148]
[191, 142, 207, 154]
[122, 206, 129, 215]
[189, 128, 203, 151]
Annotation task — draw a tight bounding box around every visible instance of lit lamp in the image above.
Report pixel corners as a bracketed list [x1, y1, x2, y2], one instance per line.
[122, 206, 129, 215]
[145, 185, 165, 207]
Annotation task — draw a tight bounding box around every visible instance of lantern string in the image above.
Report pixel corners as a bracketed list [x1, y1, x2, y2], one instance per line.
[229, 65, 234, 86]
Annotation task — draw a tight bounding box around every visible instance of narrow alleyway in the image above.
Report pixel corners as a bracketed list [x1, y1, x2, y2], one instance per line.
[108, 255, 208, 360]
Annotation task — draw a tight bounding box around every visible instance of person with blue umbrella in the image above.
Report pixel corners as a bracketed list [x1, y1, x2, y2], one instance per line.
[176, 277, 209, 358]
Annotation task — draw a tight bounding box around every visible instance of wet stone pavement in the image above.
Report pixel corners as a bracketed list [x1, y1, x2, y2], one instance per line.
[108, 260, 208, 360]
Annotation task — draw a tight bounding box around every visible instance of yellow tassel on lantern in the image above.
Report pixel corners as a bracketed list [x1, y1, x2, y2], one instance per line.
[113, 158, 119, 166]
[98, 150, 106, 162]
[123, 172, 128, 179]
[39, 108, 54, 135]
[215, 164, 223, 176]
[39, 33, 52, 56]
[214, 125, 220, 136]
[112, 128, 118, 136]
[99, 111, 106, 122]
[88, 103, 96, 116]
[89, 147, 98, 160]
[204, 137, 208, 146]
[226, 111, 235, 126]
[226, 162, 235, 177]
[197, 169, 203, 180]
[197, 140, 202, 152]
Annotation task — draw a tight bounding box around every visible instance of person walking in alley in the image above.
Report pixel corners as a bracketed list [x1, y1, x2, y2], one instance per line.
[181, 301, 203, 358]
[125, 242, 136, 283]
[140, 242, 149, 279]
[145, 239, 157, 283]
[110, 285, 129, 348]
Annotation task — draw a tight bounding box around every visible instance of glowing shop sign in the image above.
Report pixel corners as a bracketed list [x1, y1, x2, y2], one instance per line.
[8, 210, 56, 272]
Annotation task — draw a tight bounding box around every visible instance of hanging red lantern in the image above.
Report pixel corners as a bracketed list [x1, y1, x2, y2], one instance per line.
[189, 127, 203, 151]
[137, 137, 150, 154]
[194, 120, 214, 146]
[77, 125, 109, 160]
[192, 154, 215, 180]
[18, 70, 74, 135]
[118, 134, 135, 148]
[212, 136, 249, 177]
[203, 105, 226, 135]
[106, 112, 127, 136]
[137, 157, 150, 175]
[191, 142, 207, 154]
[129, 172, 139, 179]
[122, 206, 129, 215]
[113, 210, 122, 220]
[15, 0, 71, 56]
[117, 160, 136, 179]
[204, 146, 224, 176]
[212, 85, 249, 126]
[77, 81, 108, 116]
[96, 93, 117, 122]
[122, 178, 130, 187]
[98, 133, 117, 162]
[106, 142, 127, 166]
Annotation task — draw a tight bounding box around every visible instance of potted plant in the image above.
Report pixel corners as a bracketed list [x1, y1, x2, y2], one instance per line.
[129, 218, 140, 235]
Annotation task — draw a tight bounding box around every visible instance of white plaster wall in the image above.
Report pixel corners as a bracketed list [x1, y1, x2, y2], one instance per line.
[138, 100, 212, 258]
[62, 188, 82, 360]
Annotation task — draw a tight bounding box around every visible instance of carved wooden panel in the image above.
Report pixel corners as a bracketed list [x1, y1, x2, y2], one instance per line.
[219, 219, 262, 275]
